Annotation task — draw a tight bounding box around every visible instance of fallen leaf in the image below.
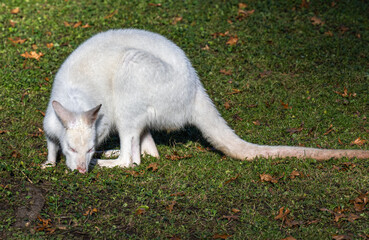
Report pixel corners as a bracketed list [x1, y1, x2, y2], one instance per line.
[21, 51, 44, 60]
[170, 192, 185, 197]
[104, 10, 118, 19]
[226, 35, 238, 45]
[289, 170, 302, 179]
[280, 101, 292, 109]
[212, 234, 232, 239]
[350, 137, 366, 146]
[165, 152, 193, 161]
[73, 21, 82, 28]
[232, 208, 241, 214]
[232, 114, 243, 121]
[64, 21, 71, 27]
[220, 69, 232, 75]
[9, 20, 17, 27]
[332, 235, 352, 240]
[311, 16, 324, 26]
[82, 23, 91, 28]
[211, 31, 229, 38]
[125, 170, 141, 177]
[228, 88, 241, 95]
[220, 215, 239, 221]
[83, 207, 98, 216]
[253, 120, 261, 126]
[260, 173, 282, 183]
[238, 3, 247, 9]
[350, 192, 368, 212]
[224, 101, 231, 110]
[300, 0, 309, 8]
[8, 37, 26, 44]
[347, 213, 360, 223]
[0, 130, 9, 134]
[147, 162, 158, 172]
[340, 26, 349, 34]
[324, 31, 333, 36]
[166, 201, 176, 213]
[201, 44, 210, 50]
[32, 44, 38, 50]
[259, 70, 272, 78]
[225, 174, 240, 184]
[136, 205, 149, 215]
[148, 3, 162, 7]
[286, 127, 303, 134]
[46, 43, 54, 49]
[172, 16, 183, 25]
[275, 207, 290, 220]
[11, 7, 20, 14]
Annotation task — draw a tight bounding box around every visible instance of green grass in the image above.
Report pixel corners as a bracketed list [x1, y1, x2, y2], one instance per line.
[1, 0, 369, 239]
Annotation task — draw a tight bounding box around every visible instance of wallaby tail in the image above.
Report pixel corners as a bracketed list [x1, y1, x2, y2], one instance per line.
[191, 88, 369, 160]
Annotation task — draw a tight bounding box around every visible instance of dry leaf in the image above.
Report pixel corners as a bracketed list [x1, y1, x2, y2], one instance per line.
[167, 201, 176, 213]
[259, 70, 272, 78]
[201, 44, 210, 50]
[350, 137, 366, 146]
[220, 215, 239, 221]
[136, 205, 149, 215]
[238, 3, 247, 9]
[170, 192, 185, 197]
[323, 124, 334, 135]
[172, 16, 183, 25]
[253, 120, 261, 126]
[73, 21, 82, 28]
[232, 208, 241, 214]
[332, 235, 352, 240]
[165, 152, 193, 161]
[280, 101, 292, 109]
[83, 207, 98, 216]
[301, 0, 309, 8]
[9, 19, 17, 27]
[82, 23, 91, 28]
[350, 192, 368, 212]
[224, 101, 231, 110]
[311, 16, 324, 26]
[260, 173, 281, 183]
[224, 174, 240, 184]
[46, 43, 54, 49]
[64, 21, 71, 27]
[8, 37, 26, 44]
[212, 234, 232, 239]
[21, 51, 44, 60]
[220, 69, 232, 75]
[125, 170, 141, 177]
[226, 35, 238, 45]
[11, 7, 20, 14]
[289, 170, 302, 179]
[0, 130, 9, 134]
[148, 3, 162, 7]
[32, 44, 38, 50]
[147, 162, 158, 172]
[324, 31, 333, 36]
[228, 88, 241, 95]
[104, 10, 118, 19]
[340, 26, 349, 34]
[275, 207, 290, 220]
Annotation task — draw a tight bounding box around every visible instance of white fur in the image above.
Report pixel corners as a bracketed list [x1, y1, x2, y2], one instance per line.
[43, 29, 369, 173]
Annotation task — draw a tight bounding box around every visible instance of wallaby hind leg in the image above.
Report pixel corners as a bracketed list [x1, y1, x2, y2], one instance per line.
[141, 130, 159, 158]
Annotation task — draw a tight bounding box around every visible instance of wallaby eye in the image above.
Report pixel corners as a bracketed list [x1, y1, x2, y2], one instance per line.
[70, 147, 77, 153]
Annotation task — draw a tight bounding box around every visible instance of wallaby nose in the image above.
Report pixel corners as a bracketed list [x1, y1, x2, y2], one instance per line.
[77, 167, 86, 174]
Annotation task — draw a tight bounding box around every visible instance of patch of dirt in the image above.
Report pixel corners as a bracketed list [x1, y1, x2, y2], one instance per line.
[14, 183, 45, 228]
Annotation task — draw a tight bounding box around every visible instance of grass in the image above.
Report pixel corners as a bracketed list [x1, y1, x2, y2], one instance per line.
[1, 0, 369, 239]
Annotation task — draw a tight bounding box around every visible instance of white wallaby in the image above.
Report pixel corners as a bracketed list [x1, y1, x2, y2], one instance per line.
[42, 29, 369, 173]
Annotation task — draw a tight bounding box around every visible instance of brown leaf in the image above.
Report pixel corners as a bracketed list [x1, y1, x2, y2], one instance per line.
[9, 19, 17, 27]
[212, 234, 232, 239]
[280, 100, 292, 109]
[21, 51, 44, 60]
[220, 69, 232, 75]
[350, 137, 366, 146]
[323, 124, 334, 135]
[172, 16, 183, 25]
[238, 3, 247, 9]
[324, 31, 333, 36]
[148, 3, 162, 7]
[166, 201, 176, 213]
[232, 208, 241, 214]
[146, 163, 158, 172]
[237, 9, 255, 20]
[11, 7, 20, 14]
[340, 26, 349, 34]
[332, 235, 352, 240]
[8, 37, 26, 44]
[165, 152, 193, 161]
[46, 43, 54, 49]
[224, 101, 231, 110]
[136, 206, 148, 215]
[125, 170, 140, 177]
[32, 44, 38, 50]
[253, 120, 261, 126]
[347, 213, 360, 223]
[83, 207, 98, 216]
[220, 215, 239, 221]
[82, 23, 91, 28]
[300, 0, 309, 8]
[225, 174, 240, 184]
[259, 70, 272, 78]
[310, 16, 324, 26]
[282, 237, 297, 240]
[0, 130, 9, 134]
[350, 192, 368, 212]
[226, 35, 238, 45]
[289, 170, 302, 179]
[170, 192, 185, 197]
[73, 21, 82, 28]
[228, 88, 241, 95]
[104, 10, 118, 19]
[286, 127, 303, 134]
[201, 44, 210, 50]
[64, 21, 71, 27]
[275, 207, 291, 220]
[232, 114, 243, 121]
[260, 173, 281, 183]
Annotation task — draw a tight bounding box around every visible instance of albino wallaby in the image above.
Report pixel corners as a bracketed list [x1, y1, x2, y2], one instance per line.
[42, 29, 369, 173]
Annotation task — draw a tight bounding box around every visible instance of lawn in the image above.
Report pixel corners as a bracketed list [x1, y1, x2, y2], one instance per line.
[1, 0, 369, 239]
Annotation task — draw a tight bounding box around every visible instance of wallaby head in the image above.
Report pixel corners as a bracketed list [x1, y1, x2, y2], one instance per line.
[52, 101, 101, 173]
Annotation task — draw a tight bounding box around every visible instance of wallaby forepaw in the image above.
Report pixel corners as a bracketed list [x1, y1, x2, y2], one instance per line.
[41, 161, 56, 169]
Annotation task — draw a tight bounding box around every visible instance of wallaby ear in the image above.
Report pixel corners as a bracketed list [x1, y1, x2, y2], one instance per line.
[83, 104, 102, 126]
[52, 101, 76, 128]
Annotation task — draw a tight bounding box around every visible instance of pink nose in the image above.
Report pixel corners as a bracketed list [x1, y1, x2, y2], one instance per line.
[77, 167, 86, 174]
